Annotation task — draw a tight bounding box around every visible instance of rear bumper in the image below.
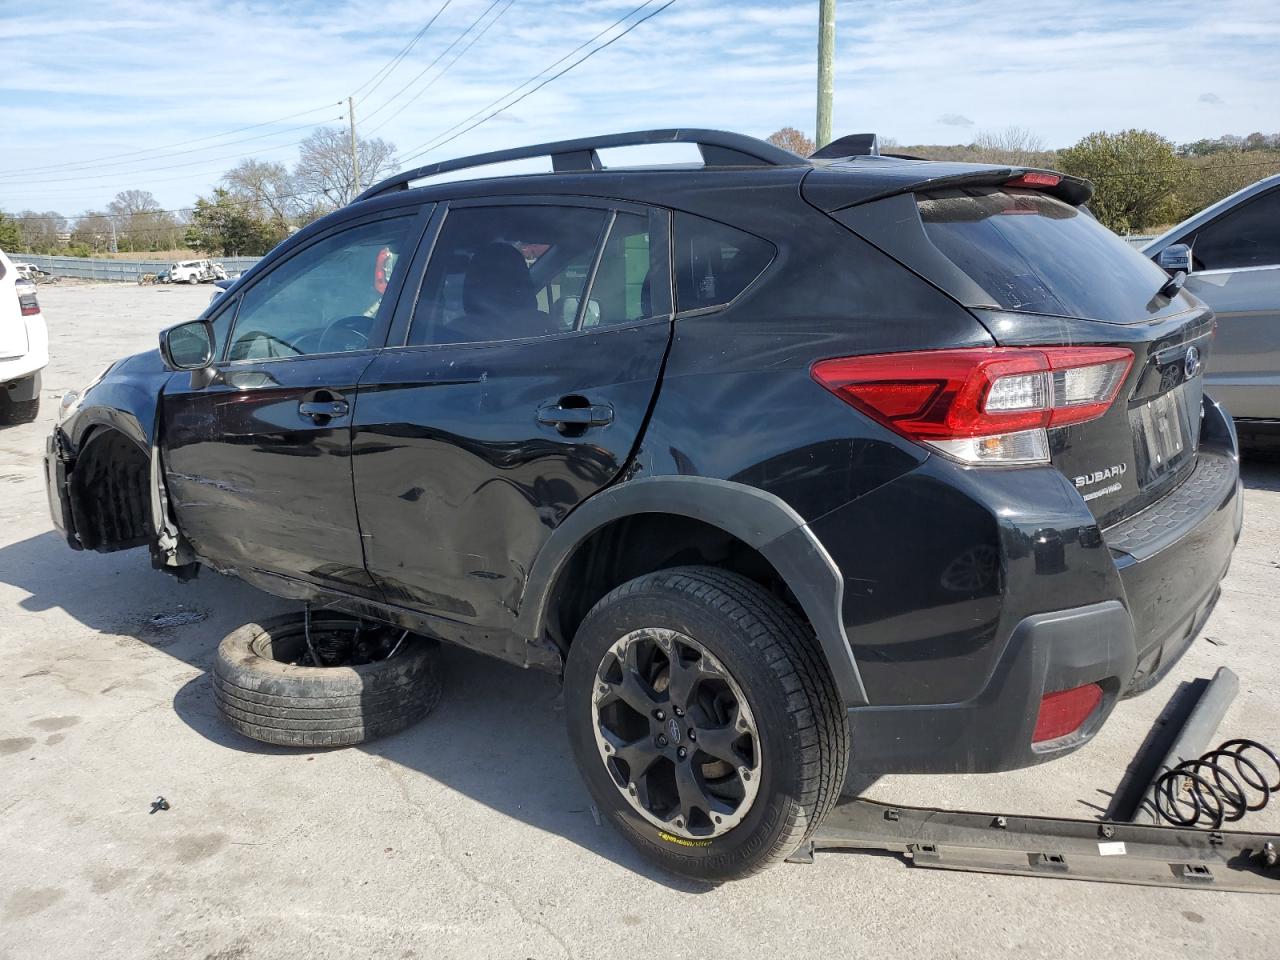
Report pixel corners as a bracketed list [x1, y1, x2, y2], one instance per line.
[810, 394, 1241, 774]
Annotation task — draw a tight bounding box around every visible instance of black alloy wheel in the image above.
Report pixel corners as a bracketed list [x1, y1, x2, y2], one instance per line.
[564, 566, 849, 881]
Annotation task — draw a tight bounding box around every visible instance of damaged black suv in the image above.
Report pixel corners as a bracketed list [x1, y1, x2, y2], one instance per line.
[45, 129, 1242, 880]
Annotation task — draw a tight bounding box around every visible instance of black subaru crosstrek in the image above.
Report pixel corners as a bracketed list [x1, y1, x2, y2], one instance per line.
[45, 130, 1242, 880]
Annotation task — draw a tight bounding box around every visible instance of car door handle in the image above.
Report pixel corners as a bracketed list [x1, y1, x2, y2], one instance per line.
[537, 401, 613, 430]
[299, 399, 349, 421]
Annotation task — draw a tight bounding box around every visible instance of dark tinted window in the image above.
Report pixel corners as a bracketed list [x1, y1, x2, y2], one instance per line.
[674, 213, 774, 312]
[918, 188, 1170, 322]
[227, 217, 414, 361]
[583, 212, 657, 327]
[409, 205, 607, 346]
[1187, 188, 1280, 270]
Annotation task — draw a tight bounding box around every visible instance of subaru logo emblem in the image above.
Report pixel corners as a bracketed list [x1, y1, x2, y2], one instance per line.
[666, 717, 682, 744]
[1184, 345, 1202, 379]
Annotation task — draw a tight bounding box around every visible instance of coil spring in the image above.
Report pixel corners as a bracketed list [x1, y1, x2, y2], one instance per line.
[1152, 739, 1280, 829]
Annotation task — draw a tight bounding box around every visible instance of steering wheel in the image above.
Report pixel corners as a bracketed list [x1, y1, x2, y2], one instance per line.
[317, 314, 374, 354]
[229, 330, 303, 361]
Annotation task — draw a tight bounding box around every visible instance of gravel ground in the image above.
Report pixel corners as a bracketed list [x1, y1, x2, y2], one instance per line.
[1, 283, 1277, 960]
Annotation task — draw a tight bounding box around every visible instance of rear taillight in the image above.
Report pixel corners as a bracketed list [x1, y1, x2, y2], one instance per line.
[16, 284, 40, 317]
[1032, 682, 1103, 743]
[811, 347, 1133, 465]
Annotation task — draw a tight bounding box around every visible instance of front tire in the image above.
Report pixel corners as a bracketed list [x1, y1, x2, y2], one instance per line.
[564, 567, 848, 881]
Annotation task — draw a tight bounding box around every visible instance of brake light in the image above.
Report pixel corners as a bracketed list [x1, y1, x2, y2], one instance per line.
[1007, 172, 1061, 189]
[1032, 683, 1103, 743]
[811, 347, 1133, 464]
[17, 286, 40, 317]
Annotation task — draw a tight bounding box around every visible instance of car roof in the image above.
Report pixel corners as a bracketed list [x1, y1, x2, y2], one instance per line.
[349, 128, 1090, 213]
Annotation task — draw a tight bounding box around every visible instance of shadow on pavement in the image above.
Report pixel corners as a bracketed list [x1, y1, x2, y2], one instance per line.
[1241, 457, 1280, 492]
[0, 529, 713, 891]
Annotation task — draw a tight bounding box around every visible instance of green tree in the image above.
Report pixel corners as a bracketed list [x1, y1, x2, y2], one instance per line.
[0, 212, 21, 251]
[1057, 130, 1180, 233]
[184, 189, 276, 256]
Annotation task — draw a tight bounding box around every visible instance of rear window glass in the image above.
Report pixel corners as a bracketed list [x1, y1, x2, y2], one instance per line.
[917, 188, 1170, 322]
[674, 213, 774, 312]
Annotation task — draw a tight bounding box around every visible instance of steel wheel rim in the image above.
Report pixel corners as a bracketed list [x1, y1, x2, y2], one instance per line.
[590, 627, 762, 840]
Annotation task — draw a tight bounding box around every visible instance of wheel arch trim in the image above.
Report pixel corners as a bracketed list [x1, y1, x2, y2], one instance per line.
[518, 475, 869, 706]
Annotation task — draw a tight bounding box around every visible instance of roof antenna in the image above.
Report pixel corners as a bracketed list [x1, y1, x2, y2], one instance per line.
[810, 133, 880, 160]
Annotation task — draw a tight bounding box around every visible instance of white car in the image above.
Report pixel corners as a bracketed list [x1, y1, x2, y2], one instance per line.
[0, 248, 49, 424]
[14, 262, 48, 281]
[169, 259, 228, 284]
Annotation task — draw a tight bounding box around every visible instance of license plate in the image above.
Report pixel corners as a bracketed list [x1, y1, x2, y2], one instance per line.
[1132, 384, 1196, 486]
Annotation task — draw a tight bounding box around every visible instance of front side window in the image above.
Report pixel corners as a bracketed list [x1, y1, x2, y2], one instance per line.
[227, 216, 415, 361]
[1187, 189, 1280, 271]
[409, 205, 608, 346]
[673, 212, 775, 313]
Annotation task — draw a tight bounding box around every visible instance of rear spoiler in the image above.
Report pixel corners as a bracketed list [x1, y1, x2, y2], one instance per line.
[803, 161, 1093, 211]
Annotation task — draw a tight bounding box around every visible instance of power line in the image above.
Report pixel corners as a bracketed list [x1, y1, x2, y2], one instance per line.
[396, 0, 674, 167]
[6, 188, 323, 222]
[1089, 157, 1280, 180]
[361, 0, 506, 126]
[0, 119, 335, 183]
[363, 0, 516, 138]
[0, 103, 343, 178]
[12, 121, 342, 187]
[351, 0, 455, 102]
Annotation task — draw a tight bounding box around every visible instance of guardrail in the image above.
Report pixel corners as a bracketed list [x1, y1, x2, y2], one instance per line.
[21, 255, 262, 282]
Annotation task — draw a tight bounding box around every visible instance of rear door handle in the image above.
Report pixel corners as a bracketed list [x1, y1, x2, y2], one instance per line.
[299, 398, 349, 421]
[537, 401, 614, 430]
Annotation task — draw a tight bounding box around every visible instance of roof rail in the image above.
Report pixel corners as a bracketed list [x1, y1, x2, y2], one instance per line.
[354, 129, 806, 203]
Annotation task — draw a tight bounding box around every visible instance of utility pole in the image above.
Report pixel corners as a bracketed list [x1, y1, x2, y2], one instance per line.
[348, 96, 361, 202]
[816, 0, 836, 149]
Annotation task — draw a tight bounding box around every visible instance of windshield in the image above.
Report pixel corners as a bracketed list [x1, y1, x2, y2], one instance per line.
[917, 188, 1171, 323]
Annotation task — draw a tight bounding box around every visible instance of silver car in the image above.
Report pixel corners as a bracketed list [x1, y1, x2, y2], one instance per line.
[1144, 174, 1280, 442]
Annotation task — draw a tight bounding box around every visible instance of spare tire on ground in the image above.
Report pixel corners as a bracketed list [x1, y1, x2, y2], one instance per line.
[212, 612, 442, 747]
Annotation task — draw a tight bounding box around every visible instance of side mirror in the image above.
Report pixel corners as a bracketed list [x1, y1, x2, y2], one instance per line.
[159, 319, 215, 371]
[1157, 243, 1193, 273]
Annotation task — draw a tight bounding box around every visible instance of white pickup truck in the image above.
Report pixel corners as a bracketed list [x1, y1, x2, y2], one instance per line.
[0, 248, 48, 424]
[169, 259, 228, 284]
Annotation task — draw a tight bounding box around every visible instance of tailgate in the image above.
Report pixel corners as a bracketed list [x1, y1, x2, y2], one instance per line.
[822, 179, 1221, 525]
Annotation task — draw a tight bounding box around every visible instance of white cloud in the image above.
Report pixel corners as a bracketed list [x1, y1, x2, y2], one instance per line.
[1, 0, 1278, 213]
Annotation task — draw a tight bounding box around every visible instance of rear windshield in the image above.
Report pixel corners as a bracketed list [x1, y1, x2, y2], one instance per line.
[917, 188, 1171, 323]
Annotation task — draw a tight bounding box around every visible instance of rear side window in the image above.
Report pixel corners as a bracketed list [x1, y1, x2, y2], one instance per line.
[918, 188, 1170, 323]
[673, 213, 774, 313]
[1185, 188, 1280, 271]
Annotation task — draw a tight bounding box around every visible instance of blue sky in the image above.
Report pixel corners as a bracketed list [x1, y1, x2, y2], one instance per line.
[2, 0, 1278, 215]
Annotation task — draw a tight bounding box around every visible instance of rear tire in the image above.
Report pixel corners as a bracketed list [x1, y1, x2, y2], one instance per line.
[564, 566, 849, 881]
[188, 274, 199, 284]
[212, 613, 442, 747]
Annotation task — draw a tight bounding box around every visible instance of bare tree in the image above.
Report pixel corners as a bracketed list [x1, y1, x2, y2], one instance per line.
[294, 127, 397, 209]
[222, 159, 299, 231]
[971, 126, 1050, 166]
[71, 210, 114, 253]
[16, 211, 67, 253]
[767, 127, 816, 157]
[106, 189, 177, 251]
